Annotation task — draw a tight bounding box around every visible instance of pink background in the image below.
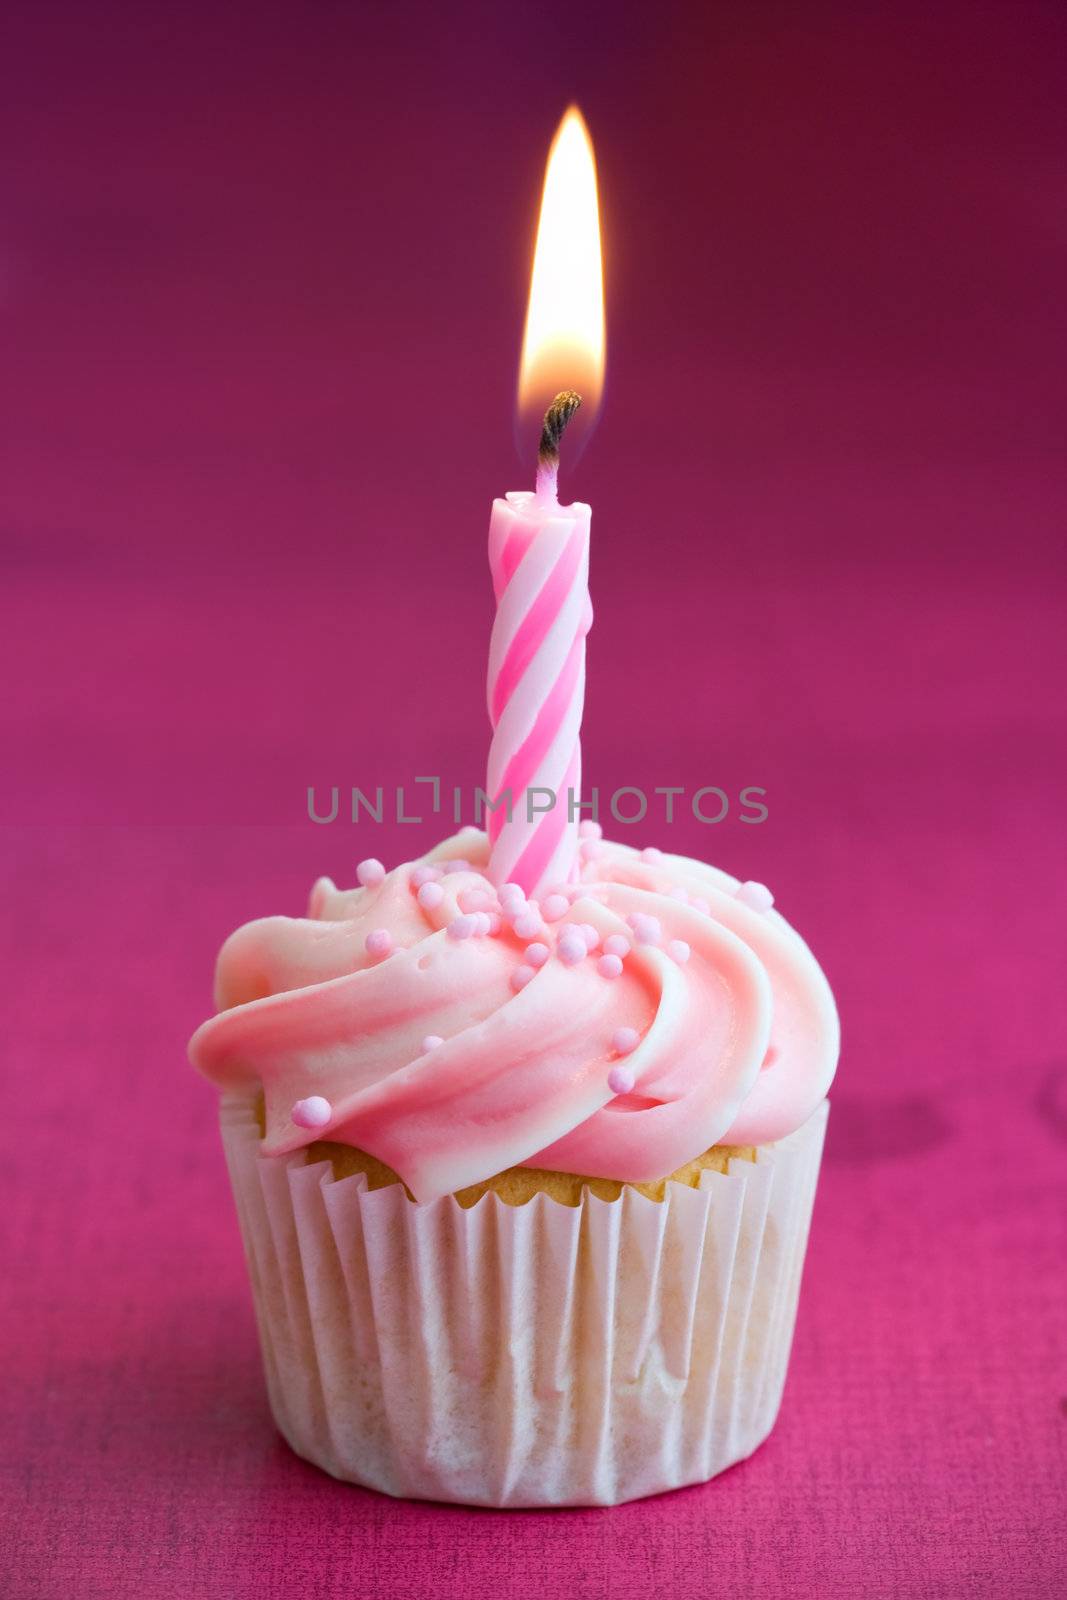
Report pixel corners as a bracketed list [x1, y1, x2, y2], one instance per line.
[3, 2, 1065, 1595]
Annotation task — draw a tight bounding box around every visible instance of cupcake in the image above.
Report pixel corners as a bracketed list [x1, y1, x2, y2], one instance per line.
[189, 827, 838, 1507]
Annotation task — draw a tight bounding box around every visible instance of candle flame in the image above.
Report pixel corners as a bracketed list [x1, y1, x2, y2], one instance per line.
[518, 107, 605, 460]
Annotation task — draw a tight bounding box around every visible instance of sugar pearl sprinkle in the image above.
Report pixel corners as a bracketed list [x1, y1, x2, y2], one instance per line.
[577, 923, 600, 951]
[541, 893, 570, 923]
[356, 857, 386, 887]
[735, 880, 774, 913]
[512, 909, 543, 940]
[410, 865, 442, 889]
[447, 914, 478, 940]
[365, 928, 393, 958]
[291, 1095, 332, 1129]
[628, 913, 662, 945]
[458, 886, 493, 913]
[597, 953, 623, 979]
[578, 819, 603, 839]
[667, 939, 691, 965]
[416, 880, 444, 911]
[603, 934, 630, 958]
[640, 846, 663, 863]
[557, 931, 587, 966]
[612, 1027, 639, 1056]
[524, 942, 550, 968]
[421, 1034, 444, 1053]
[607, 1066, 635, 1095]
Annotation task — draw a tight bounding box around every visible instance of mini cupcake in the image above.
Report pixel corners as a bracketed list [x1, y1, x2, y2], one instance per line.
[190, 827, 838, 1507]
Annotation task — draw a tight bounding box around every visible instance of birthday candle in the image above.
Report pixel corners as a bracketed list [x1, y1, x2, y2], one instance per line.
[485, 397, 593, 893]
[484, 108, 604, 896]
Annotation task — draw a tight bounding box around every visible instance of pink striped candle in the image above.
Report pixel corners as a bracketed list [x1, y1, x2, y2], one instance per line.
[485, 395, 593, 894]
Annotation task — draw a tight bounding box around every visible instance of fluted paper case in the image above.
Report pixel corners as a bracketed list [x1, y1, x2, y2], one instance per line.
[220, 1094, 828, 1507]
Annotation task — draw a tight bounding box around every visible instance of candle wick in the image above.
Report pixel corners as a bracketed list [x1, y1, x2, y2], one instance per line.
[536, 390, 582, 504]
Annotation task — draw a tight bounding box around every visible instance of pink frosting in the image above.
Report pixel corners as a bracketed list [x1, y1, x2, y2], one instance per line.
[188, 828, 839, 1203]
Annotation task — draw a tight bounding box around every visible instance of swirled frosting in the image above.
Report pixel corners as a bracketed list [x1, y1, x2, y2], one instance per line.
[188, 828, 839, 1203]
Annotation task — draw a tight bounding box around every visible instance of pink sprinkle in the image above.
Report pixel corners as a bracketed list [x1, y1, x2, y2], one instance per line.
[356, 857, 386, 887]
[443, 858, 471, 875]
[510, 964, 536, 992]
[690, 896, 711, 915]
[447, 914, 478, 940]
[417, 881, 444, 911]
[607, 1066, 635, 1094]
[557, 931, 587, 966]
[499, 882, 525, 906]
[579, 819, 603, 840]
[542, 893, 570, 923]
[612, 1027, 639, 1056]
[421, 1034, 444, 1052]
[631, 914, 662, 945]
[578, 923, 600, 951]
[603, 933, 630, 958]
[512, 910, 543, 940]
[598, 954, 624, 979]
[410, 864, 442, 889]
[735, 881, 774, 913]
[292, 1095, 331, 1129]
[641, 847, 663, 863]
[473, 912, 492, 936]
[524, 942, 550, 968]
[667, 939, 691, 965]
[459, 887, 493, 913]
[365, 928, 393, 958]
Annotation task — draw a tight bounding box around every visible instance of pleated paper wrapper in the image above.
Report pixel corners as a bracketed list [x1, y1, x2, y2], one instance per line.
[220, 1094, 828, 1507]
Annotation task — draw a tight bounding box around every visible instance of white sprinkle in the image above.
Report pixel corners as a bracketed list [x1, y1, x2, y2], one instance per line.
[421, 1035, 444, 1053]
[356, 857, 386, 887]
[667, 939, 691, 965]
[557, 931, 587, 966]
[292, 1095, 332, 1129]
[735, 881, 774, 913]
[417, 881, 444, 911]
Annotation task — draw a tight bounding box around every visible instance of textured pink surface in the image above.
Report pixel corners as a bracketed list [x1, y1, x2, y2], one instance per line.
[2, 2, 1065, 1596]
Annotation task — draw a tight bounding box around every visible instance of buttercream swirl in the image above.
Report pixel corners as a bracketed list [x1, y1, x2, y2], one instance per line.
[189, 828, 839, 1203]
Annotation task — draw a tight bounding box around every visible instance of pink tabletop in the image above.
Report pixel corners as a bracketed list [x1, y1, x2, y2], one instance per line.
[3, 3, 1065, 1595]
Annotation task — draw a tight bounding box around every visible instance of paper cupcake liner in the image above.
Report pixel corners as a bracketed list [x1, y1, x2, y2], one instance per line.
[219, 1095, 828, 1507]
